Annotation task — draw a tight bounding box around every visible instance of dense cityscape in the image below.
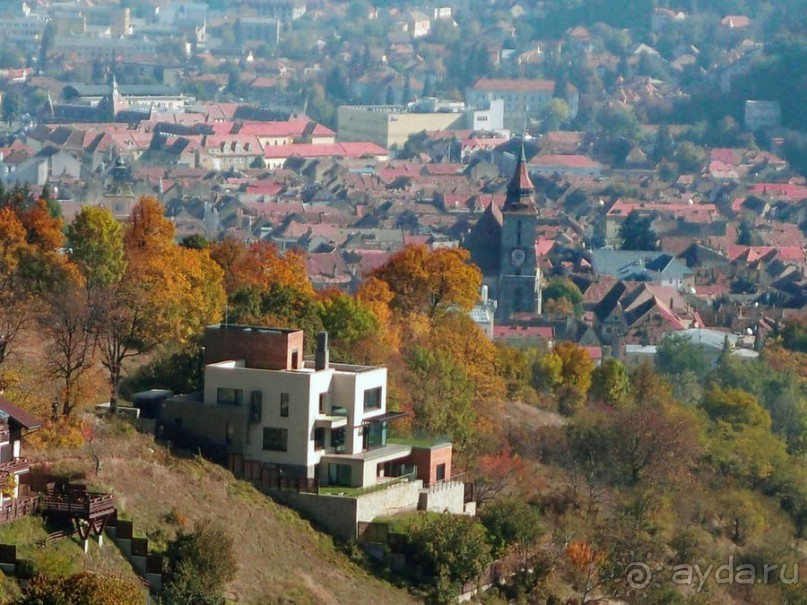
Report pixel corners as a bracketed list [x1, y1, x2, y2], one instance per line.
[0, 0, 804, 603]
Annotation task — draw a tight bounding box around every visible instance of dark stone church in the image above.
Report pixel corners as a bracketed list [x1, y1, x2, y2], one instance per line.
[466, 146, 543, 322]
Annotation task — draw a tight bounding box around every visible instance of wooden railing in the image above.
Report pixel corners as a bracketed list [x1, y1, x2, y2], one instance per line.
[0, 496, 38, 524]
[41, 490, 115, 520]
[0, 457, 30, 475]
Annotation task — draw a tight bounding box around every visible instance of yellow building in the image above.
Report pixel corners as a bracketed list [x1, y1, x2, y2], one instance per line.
[337, 105, 465, 149]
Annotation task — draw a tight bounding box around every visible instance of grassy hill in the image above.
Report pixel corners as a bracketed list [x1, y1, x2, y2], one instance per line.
[28, 420, 418, 605]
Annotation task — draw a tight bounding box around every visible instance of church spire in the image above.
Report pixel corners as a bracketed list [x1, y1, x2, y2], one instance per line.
[503, 143, 536, 213]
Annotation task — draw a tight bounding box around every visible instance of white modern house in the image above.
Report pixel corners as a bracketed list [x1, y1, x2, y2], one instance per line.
[160, 325, 472, 538]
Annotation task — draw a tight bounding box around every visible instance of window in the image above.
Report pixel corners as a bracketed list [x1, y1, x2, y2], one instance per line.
[280, 392, 289, 417]
[217, 387, 243, 406]
[362, 421, 388, 451]
[363, 387, 382, 411]
[319, 392, 328, 414]
[331, 427, 346, 453]
[314, 427, 325, 450]
[262, 427, 288, 451]
[436, 463, 446, 482]
[249, 391, 262, 423]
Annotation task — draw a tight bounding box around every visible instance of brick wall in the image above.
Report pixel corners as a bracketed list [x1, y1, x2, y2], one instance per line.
[204, 325, 305, 370]
[401, 444, 452, 486]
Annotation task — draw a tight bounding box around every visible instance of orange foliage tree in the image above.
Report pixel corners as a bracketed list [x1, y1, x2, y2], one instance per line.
[370, 244, 482, 316]
[210, 239, 313, 297]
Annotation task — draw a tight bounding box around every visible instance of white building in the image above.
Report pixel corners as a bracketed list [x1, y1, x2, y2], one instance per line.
[160, 325, 472, 540]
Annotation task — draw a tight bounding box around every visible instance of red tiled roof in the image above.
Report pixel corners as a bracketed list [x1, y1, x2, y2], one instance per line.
[749, 183, 807, 201]
[264, 142, 387, 159]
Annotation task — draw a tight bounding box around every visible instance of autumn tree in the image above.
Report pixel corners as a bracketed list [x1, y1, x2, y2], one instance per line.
[534, 342, 594, 414]
[96, 197, 225, 413]
[163, 520, 237, 605]
[370, 244, 482, 316]
[700, 384, 789, 485]
[210, 239, 313, 297]
[18, 572, 144, 605]
[40, 267, 97, 416]
[0, 207, 30, 366]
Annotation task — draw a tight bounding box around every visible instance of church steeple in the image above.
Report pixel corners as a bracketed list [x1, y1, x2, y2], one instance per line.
[503, 143, 536, 213]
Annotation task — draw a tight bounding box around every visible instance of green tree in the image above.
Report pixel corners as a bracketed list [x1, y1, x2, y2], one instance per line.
[67, 206, 126, 291]
[541, 278, 583, 316]
[655, 332, 709, 380]
[407, 513, 492, 603]
[674, 141, 706, 173]
[618, 211, 658, 250]
[480, 497, 542, 559]
[589, 358, 630, 407]
[163, 520, 237, 605]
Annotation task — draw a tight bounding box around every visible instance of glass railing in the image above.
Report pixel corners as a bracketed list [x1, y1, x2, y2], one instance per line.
[331, 406, 348, 417]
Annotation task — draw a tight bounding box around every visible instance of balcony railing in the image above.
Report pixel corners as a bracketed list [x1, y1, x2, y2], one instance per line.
[41, 489, 115, 520]
[330, 406, 349, 417]
[0, 495, 38, 524]
[0, 457, 29, 475]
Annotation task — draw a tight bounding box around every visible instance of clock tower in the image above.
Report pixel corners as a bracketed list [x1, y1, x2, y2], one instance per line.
[497, 145, 542, 321]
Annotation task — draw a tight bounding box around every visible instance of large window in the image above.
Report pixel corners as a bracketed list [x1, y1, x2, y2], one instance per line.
[280, 392, 289, 417]
[362, 421, 388, 451]
[262, 427, 288, 452]
[217, 388, 243, 406]
[363, 387, 382, 411]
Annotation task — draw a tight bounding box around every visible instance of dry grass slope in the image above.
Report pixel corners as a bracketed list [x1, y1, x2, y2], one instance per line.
[32, 423, 418, 605]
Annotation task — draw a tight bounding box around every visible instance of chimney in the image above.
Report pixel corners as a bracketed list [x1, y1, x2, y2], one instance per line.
[481, 285, 488, 304]
[315, 332, 329, 371]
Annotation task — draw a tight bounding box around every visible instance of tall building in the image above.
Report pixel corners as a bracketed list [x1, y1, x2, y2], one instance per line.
[497, 145, 542, 320]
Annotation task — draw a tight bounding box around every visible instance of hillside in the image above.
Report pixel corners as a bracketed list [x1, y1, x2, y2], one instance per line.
[29, 420, 418, 605]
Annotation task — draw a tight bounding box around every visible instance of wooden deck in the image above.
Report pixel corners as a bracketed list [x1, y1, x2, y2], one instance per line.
[41, 488, 115, 521]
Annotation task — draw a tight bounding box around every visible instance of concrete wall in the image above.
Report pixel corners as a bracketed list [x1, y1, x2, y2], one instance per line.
[356, 480, 423, 523]
[419, 480, 466, 514]
[270, 489, 358, 541]
[269, 480, 423, 541]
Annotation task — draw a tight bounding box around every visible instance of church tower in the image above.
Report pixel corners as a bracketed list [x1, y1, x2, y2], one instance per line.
[497, 145, 542, 321]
